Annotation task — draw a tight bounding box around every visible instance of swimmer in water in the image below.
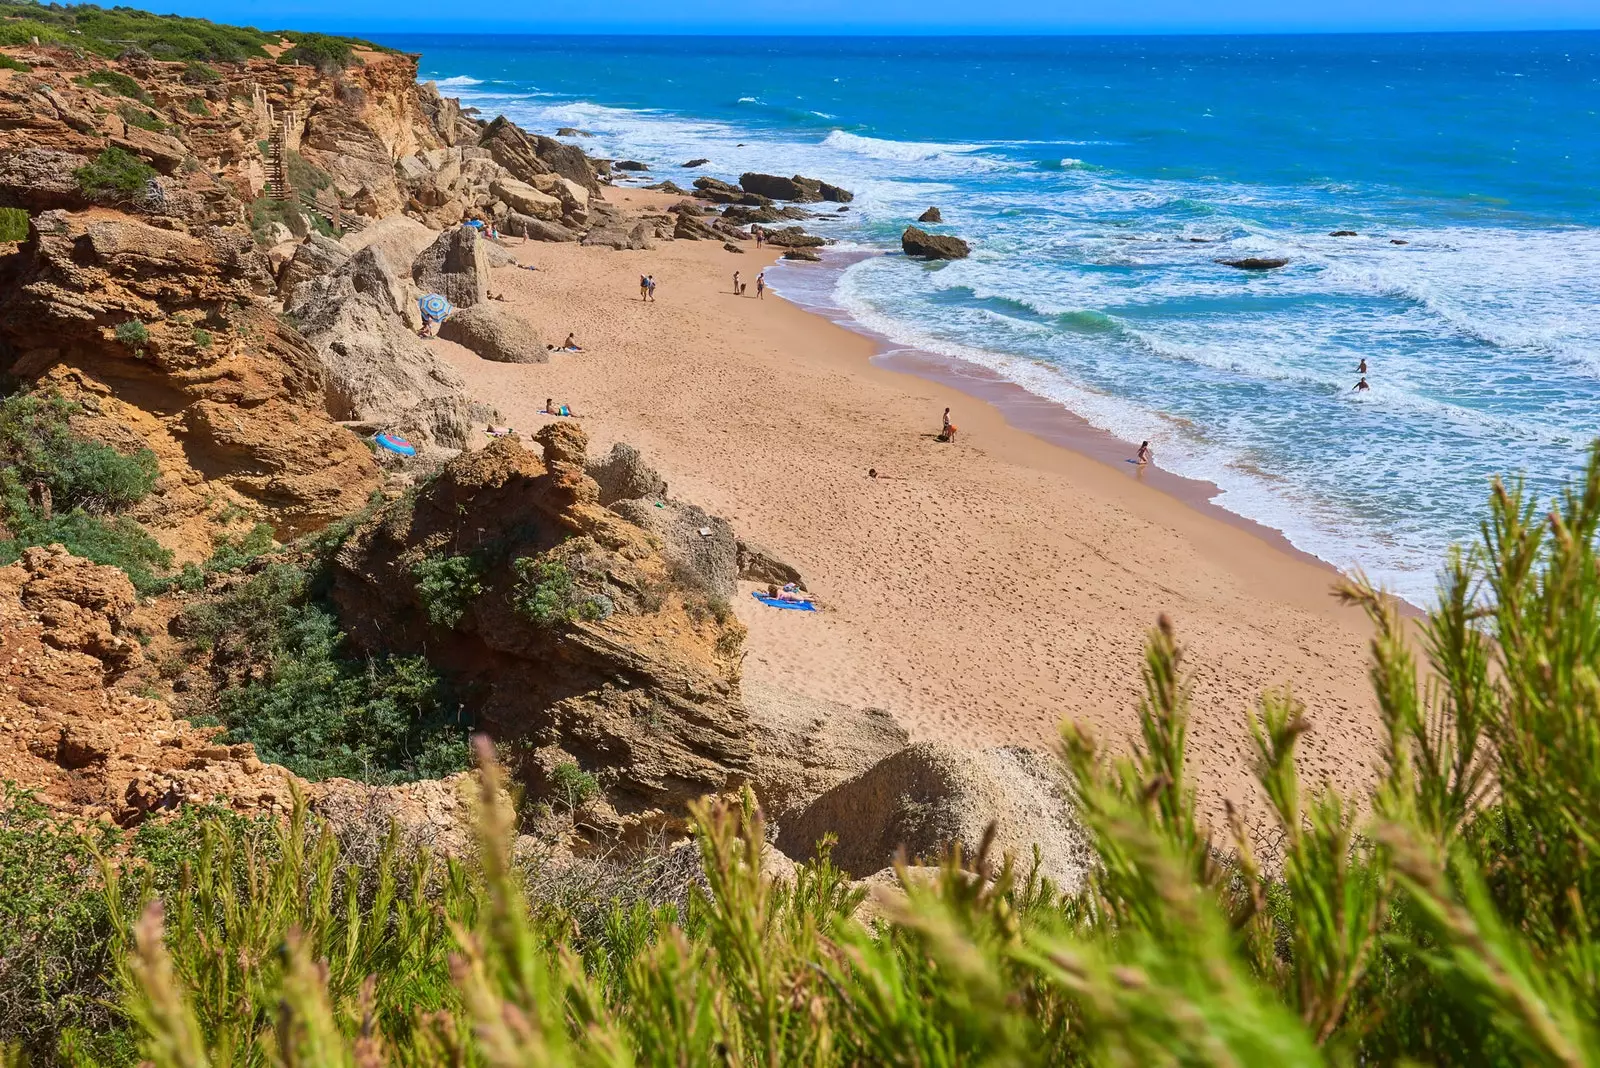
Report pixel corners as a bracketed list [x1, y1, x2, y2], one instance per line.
[1353, 377, 1371, 392]
[1357, 359, 1368, 373]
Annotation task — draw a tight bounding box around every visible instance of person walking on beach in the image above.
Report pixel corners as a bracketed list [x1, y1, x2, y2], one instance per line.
[756, 271, 766, 299]
[645, 275, 657, 303]
[1136, 440, 1153, 465]
[1353, 376, 1370, 392]
[940, 408, 958, 443]
[639, 274, 649, 301]
[733, 270, 741, 295]
[754, 225, 763, 248]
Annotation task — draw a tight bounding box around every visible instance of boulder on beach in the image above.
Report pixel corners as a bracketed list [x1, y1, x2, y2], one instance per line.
[918, 206, 943, 223]
[736, 538, 805, 590]
[276, 232, 350, 302]
[412, 225, 490, 307]
[682, 158, 711, 168]
[744, 681, 906, 821]
[761, 225, 825, 249]
[1329, 230, 1358, 237]
[614, 160, 650, 172]
[1216, 256, 1289, 270]
[502, 213, 580, 242]
[437, 304, 545, 364]
[723, 241, 744, 253]
[776, 741, 1093, 890]
[782, 248, 821, 262]
[901, 226, 970, 260]
[645, 180, 690, 195]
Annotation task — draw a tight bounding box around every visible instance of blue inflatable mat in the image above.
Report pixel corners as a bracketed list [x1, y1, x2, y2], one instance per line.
[752, 591, 817, 611]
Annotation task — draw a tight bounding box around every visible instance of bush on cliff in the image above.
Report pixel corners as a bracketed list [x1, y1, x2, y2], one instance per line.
[74, 147, 157, 200]
[11, 445, 1600, 1064]
[0, 392, 171, 590]
[275, 31, 356, 73]
[0, 205, 27, 242]
[181, 563, 472, 783]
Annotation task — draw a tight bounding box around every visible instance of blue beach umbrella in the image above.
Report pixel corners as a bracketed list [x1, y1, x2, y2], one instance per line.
[420, 293, 452, 320]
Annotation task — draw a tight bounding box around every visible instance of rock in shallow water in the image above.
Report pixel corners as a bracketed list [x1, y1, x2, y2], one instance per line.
[901, 225, 970, 260]
[1215, 256, 1290, 270]
[918, 206, 943, 223]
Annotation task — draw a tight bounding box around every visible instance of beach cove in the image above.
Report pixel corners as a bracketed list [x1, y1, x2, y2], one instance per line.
[434, 188, 1385, 827]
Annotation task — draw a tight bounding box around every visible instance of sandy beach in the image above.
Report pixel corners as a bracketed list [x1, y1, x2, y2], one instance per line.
[433, 190, 1386, 828]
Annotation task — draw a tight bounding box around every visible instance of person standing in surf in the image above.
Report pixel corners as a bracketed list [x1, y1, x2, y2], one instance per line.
[1136, 441, 1153, 465]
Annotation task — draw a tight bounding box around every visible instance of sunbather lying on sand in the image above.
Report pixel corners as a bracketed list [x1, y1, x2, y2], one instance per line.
[485, 424, 515, 437]
[767, 583, 812, 603]
[541, 398, 574, 417]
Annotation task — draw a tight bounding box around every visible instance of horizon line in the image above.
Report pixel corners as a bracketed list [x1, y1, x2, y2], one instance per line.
[341, 25, 1600, 37]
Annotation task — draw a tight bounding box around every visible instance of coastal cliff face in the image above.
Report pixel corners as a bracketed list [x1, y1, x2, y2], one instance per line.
[327, 427, 752, 839]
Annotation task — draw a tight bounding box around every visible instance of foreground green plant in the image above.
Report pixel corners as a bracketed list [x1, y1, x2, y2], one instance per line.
[12, 447, 1600, 1066]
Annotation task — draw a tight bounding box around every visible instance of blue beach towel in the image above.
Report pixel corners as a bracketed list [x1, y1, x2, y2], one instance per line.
[752, 591, 818, 611]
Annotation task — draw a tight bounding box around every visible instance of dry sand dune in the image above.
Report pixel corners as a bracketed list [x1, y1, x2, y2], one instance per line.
[433, 190, 1386, 829]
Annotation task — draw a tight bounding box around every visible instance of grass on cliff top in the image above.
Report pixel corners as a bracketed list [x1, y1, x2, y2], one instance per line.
[7, 445, 1600, 1063]
[0, 205, 26, 242]
[0, 1, 392, 64]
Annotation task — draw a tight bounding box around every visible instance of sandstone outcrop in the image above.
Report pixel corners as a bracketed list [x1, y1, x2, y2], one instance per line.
[743, 681, 907, 821]
[481, 116, 602, 196]
[412, 224, 490, 308]
[777, 741, 1093, 890]
[341, 214, 439, 270]
[901, 226, 970, 260]
[782, 248, 821, 262]
[588, 442, 669, 505]
[438, 304, 545, 364]
[288, 244, 482, 451]
[610, 498, 739, 599]
[276, 231, 351, 301]
[0, 545, 301, 826]
[0, 208, 379, 552]
[503, 213, 581, 242]
[736, 539, 806, 590]
[326, 430, 751, 829]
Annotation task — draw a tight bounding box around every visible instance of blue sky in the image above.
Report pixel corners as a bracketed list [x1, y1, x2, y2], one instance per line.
[157, 0, 1600, 33]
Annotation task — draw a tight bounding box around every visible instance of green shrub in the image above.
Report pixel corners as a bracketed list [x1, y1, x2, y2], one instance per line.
[284, 148, 332, 193]
[116, 102, 165, 132]
[0, 205, 26, 242]
[74, 146, 156, 200]
[113, 319, 149, 347]
[511, 554, 606, 627]
[190, 326, 212, 348]
[411, 552, 484, 628]
[180, 562, 471, 783]
[275, 32, 353, 73]
[0, 393, 158, 513]
[182, 94, 207, 115]
[549, 760, 598, 811]
[247, 193, 305, 244]
[180, 60, 218, 83]
[0, 391, 169, 591]
[0, 53, 31, 72]
[74, 68, 147, 101]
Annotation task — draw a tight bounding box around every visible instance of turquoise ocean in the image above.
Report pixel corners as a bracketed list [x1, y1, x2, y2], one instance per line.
[375, 32, 1600, 606]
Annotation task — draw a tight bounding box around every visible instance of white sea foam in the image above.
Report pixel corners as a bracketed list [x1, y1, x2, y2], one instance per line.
[821, 129, 988, 161]
[431, 75, 483, 87]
